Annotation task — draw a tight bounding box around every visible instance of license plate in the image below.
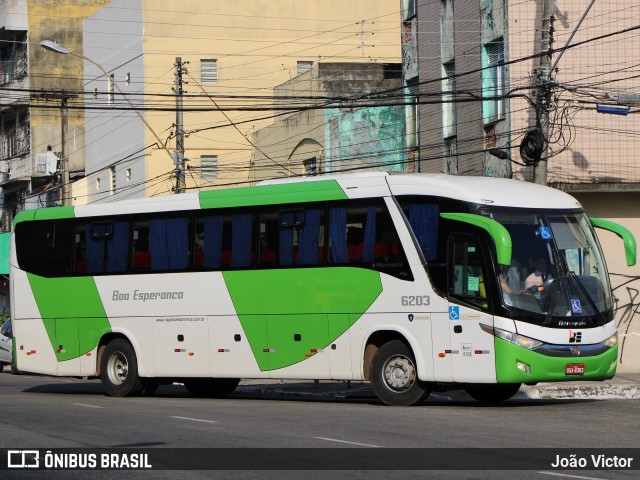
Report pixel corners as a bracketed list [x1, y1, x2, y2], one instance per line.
[566, 364, 585, 375]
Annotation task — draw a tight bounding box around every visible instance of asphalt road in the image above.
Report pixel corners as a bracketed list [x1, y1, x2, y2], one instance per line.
[1, 371, 638, 480]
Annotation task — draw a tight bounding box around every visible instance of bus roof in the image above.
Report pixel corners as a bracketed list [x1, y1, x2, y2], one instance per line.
[13, 173, 581, 224]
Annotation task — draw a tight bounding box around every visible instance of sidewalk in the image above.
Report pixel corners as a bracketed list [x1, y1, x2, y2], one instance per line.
[234, 372, 640, 402]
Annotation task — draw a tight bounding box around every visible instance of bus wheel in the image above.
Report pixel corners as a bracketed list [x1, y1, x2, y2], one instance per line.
[465, 383, 521, 404]
[184, 378, 240, 398]
[100, 339, 144, 397]
[370, 340, 430, 406]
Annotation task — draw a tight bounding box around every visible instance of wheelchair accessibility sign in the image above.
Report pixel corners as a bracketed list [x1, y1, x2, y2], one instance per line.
[449, 306, 460, 320]
[571, 299, 582, 314]
[539, 226, 553, 240]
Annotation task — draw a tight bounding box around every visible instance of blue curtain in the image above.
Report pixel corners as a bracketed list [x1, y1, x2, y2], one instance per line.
[409, 204, 439, 261]
[166, 218, 189, 270]
[86, 223, 108, 273]
[362, 205, 377, 263]
[150, 218, 189, 270]
[203, 215, 223, 268]
[106, 221, 129, 272]
[330, 207, 348, 264]
[150, 220, 168, 270]
[297, 208, 321, 265]
[231, 213, 253, 267]
[279, 211, 295, 266]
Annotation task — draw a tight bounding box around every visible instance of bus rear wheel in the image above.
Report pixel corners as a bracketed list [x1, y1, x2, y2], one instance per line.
[100, 339, 145, 397]
[370, 340, 430, 406]
[465, 383, 521, 404]
[183, 378, 240, 397]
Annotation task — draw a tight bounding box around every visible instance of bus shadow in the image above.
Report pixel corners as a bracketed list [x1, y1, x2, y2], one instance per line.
[21, 381, 604, 408]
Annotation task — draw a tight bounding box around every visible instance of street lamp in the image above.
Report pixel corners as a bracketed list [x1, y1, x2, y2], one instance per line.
[39, 40, 176, 202]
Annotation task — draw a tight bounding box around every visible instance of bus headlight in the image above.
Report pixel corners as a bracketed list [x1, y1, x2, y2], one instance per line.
[480, 324, 543, 350]
[604, 332, 618, 348]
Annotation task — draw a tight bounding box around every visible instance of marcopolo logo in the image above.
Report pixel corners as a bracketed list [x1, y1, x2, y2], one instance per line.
[8, 450, 40, 468]
[112, 289, 184, 302]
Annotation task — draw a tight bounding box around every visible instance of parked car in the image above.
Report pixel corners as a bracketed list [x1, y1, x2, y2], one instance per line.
[0, 319, 12, 370]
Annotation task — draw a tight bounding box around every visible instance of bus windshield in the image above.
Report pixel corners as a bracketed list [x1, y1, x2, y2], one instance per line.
[486, 209, 613, 327]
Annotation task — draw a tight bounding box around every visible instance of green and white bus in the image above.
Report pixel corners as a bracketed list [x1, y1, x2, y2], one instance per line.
[9, 173, 635, 405]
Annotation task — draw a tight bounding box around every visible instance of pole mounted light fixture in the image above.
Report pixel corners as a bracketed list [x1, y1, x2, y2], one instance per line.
[39, 40, 175, 163]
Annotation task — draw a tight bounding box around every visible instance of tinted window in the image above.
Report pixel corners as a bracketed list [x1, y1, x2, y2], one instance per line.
[15, 219, 74, 277]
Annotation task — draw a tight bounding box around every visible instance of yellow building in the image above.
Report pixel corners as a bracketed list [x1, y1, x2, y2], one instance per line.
[62, 0, 401, 202]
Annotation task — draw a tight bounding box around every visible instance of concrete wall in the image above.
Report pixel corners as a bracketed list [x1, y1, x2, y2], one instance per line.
[575, 192, 640, 373]
[251, 63, 405, 181]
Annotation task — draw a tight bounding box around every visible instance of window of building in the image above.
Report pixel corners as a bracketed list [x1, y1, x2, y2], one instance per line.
[296, 61, 313, 76]
[441, 61, 457, 139]
[110, 166, 116, 195]
[444, 137, 458, 174]
[108, 74, 115, 104]
[201, 59, 218, 84]
[96, 178, 101, 191]
[201, 155, 218, 180]
[303, 157, 317, 176]
[482, 39, 505, 124]
[126, 168, 132, 182]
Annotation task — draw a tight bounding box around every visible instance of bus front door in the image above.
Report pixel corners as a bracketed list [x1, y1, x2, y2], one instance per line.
[447, 234, 497, 383]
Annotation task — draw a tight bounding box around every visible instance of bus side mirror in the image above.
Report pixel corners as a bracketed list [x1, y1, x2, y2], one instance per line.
[590, 218, 636, 267]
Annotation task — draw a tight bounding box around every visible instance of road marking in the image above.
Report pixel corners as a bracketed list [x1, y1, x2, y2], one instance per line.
[170, 416, 218, 424]
[313, 437, 381, 448]
[71, 403, 104, 409]
[538, 472, 609, 480]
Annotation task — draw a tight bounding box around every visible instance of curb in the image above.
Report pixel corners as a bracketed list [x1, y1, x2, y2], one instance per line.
[234, 379, 640, 402]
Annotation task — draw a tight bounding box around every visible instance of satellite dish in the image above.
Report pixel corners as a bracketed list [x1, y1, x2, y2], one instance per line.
[520, 129, 545, 166]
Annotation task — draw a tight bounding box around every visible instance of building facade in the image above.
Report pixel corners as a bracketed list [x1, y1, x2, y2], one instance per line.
[72, 0, 402, 202]
[405, 0, 640, 370]
[251, 62, 406, 182]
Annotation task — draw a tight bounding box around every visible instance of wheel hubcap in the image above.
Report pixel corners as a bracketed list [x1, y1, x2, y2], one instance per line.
[107, 351, 128, 386]
[383, 354, 416, 391]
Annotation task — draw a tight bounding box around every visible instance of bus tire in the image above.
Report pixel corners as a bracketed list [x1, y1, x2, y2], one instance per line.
[465, 383, 521, 404]
[183, 378, 240, 397]
[370, 340, 430, 406]
[100, 339, 144, 397]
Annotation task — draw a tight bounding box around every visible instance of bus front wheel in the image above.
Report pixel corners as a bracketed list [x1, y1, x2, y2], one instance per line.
[370, 340, 430, 406]
[465, 383, 521, 404]
[100, 339, 145, 397]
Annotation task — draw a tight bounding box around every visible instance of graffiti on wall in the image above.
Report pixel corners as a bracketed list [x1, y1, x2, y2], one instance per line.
[611, 273, 640, 364]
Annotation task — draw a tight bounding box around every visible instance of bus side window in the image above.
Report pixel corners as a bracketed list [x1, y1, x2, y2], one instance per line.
[78, 220, 130, 274]
[328, 200, 411, 280]
[133, 216, 191, 272]
[15, 219, 74, 277]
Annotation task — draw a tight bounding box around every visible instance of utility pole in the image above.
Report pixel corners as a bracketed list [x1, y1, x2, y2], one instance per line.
[174, 57, 186, 194]
[60, 95, 70, 205]
[34, 90, 77, 205]
[533, 0, 598, 185]
[533, 0, 555, 185]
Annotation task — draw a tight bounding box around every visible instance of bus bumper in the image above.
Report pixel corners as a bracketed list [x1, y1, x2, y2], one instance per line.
[494, 338, 618, 383]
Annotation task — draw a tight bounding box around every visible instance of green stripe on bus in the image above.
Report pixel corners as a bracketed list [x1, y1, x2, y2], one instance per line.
[27, 274, 111, 362]
[223, 268, 382, 371]
[199, 180, 348, 209]
[14, 206, 75, 226]
[494, 338, 617, 383]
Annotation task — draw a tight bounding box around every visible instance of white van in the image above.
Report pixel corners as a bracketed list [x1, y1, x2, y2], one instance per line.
[0, 319, 12, 370]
